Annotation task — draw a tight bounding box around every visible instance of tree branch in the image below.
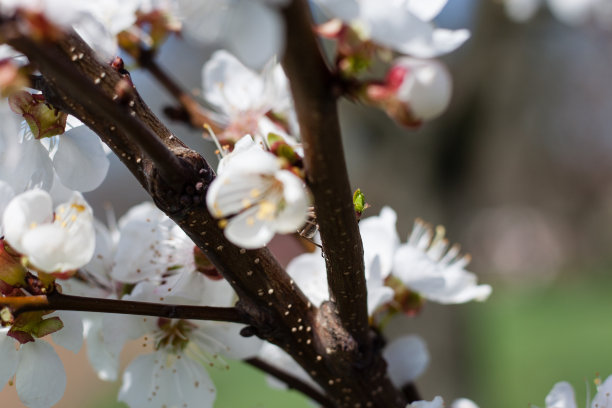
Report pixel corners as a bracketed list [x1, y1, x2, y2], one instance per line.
[1, 11, 407, 407]
[246, 358, 334, 408]
[0, 18, 191, 190]
[137, 49, 223, 133]
[0, 293, 245, 323]
[281, 0, 370, 350]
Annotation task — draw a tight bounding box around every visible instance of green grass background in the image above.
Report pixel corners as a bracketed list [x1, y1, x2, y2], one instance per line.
[91, 275, 612, 408]
[463, 275, 612, 407]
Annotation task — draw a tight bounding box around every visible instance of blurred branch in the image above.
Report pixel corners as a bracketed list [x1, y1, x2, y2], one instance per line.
[0, 293, 245, 322]
[246, 358, 334, 408]
[137, 48, 223, 133]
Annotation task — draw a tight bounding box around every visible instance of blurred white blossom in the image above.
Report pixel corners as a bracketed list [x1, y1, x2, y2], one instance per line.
[315, 0, 470, 58]
[176, 0, 288, 68]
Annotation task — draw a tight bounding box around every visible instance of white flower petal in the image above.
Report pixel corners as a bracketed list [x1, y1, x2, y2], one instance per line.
[366, 255, 394, 314]
[16, 341, 66, 408]
[407, 0, 448, 21]
[287, 251, 328, 307]
[203, 50, 267, 114]
[20, 192, 95, 272]
[225, 1, 284, 69]
[3, 189, 54, 254]
[591, 375, 612, 408]
[0, 329, 19, 390]
[0, 132, 54, 193]
[545, 381, 577, 408]
[272, 170, 309, 233]
[396, 57, 452, 122]
[83, 315, 120, 381]
[383, 335, 429, 387]
[0, 181, 15, 235]
[193, 321, 263, 360]
[360, 206, 400, 279]
[51, 311, 83, 353]
[119, 351, 216, 408]
[451, 398, 480, 408]
[112, 203, 172, 283]
[53, 124, 110, 192]
[224, 205, 276, 249]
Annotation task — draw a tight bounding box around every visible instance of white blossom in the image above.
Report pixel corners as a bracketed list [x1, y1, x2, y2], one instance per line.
[111, 202, 214, 301]
[0, 109, 110, 193]
[206, 136, 309, 249]
[176, 0, 289, 69]
[0, 0, 143, 58]
[392, 219, 492, 304]
[103, 282, 261, 408]
[0, 320, 85, 408]
[3, 189, 95, 273]
[286, 207, 397, 315]
[534, 375, 612, 408]
[315, 0, 470, 58]
[202, 50, 295, 142]
[392, 58, 452, 122]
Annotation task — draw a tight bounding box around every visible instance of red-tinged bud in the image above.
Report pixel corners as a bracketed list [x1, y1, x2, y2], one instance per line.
[111, 56, 125, 71]
[363, 58, 452, 127]
[8, 91, 68, 138]
[193, 246, 223, 280]
[0, 240, 27, 287]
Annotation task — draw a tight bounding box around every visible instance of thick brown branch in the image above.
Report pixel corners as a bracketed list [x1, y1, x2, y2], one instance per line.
[281, 0, 370, 350]
[1, 19, 190, 189]
[1, 12, 407, 407]
[138, 49, 223, 133]
[246, 358, 334, 408]
[0, 293, 245, 323]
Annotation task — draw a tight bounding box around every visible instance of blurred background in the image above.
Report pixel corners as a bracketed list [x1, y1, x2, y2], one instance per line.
[5, 0, 612, 406]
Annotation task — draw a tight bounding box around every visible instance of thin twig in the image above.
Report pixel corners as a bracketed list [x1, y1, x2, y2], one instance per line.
[0, 293, 246, 323]
[245, 358, 335, 408]
[138, 49, 223, 133]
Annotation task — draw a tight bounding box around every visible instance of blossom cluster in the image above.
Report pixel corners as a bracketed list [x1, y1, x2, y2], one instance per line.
[0, 1, 491, 408]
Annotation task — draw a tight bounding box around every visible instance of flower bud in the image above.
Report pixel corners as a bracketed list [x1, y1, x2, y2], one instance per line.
[365, 58, 452, 127]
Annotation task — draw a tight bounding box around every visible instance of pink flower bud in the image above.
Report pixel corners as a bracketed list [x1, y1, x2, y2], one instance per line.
[365, 58, 452, 127]
[394, 58, 452, 122]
